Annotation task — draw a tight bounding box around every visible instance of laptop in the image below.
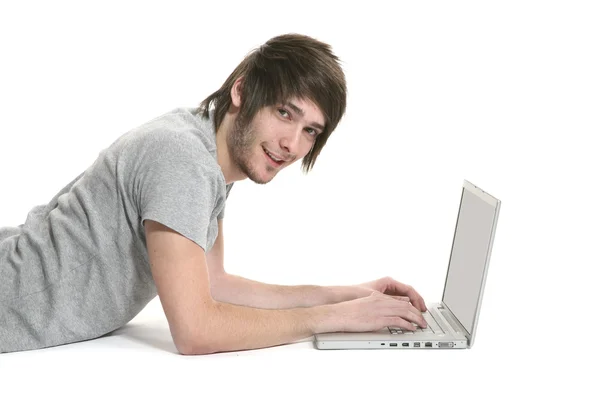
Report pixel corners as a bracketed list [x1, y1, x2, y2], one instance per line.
[315, 180, 501, 349]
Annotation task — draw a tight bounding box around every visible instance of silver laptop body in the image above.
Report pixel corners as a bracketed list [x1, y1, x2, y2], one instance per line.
[314, 180, 501, 350]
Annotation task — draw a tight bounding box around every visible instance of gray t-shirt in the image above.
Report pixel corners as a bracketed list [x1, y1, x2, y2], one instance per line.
[0, 107, 232, 353]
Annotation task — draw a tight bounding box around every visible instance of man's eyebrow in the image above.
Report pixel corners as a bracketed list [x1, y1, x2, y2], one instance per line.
[285, 102, 325, 131]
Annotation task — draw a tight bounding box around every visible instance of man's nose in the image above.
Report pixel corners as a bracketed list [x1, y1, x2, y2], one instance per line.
[279, 126, 303, 156]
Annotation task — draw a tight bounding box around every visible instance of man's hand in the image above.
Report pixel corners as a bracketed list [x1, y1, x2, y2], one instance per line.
[351, 276, 427, 312]
[317, 291, 428, 334]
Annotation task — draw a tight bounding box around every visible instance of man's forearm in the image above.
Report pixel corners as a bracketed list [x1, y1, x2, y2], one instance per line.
[183, 300, 337, 355]
[211, 273, 358, 309]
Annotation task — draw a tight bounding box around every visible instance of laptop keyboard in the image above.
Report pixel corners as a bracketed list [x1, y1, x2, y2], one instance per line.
[388, 310, 445, 335]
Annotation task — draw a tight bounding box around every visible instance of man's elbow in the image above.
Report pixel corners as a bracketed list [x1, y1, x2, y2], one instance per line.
[174, 328, 223, 355]
[176, 339, 218, 356]
[172, 312, 224, 355]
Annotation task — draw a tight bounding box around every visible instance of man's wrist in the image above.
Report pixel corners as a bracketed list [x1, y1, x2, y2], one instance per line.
[305, 303, 337, 334]
[323, 285, 367, 305]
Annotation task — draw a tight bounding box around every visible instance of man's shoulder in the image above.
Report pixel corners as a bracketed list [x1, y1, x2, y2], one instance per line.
[122, 109, 217, 166]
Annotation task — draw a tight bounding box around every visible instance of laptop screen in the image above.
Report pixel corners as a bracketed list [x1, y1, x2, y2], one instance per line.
[442, 184, 499, 335]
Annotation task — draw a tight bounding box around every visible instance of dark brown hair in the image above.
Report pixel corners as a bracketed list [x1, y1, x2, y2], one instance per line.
[197, 33, 347, 173]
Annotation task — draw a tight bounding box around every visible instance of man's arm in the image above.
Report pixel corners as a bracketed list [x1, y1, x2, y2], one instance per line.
[206, 220, 359, 309]
[145, 219, 427, 355]
[145, 219, 324, 354]
[214, 274, 358, 309]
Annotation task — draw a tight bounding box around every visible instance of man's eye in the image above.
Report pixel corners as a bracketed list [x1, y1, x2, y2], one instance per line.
[278, 109, 289, 118]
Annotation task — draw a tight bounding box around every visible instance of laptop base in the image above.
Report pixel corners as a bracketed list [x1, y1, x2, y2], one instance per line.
[314, 339, 468, 350]
[314, 302, 469, 350]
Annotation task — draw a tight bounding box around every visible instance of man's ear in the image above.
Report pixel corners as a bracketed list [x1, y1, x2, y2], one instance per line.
[231, 77, 244, 109]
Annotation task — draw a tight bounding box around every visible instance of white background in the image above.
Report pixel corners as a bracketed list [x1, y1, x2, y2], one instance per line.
[0, 0, 598, 398]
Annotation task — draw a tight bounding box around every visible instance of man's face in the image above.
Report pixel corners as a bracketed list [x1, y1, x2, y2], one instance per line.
[227, 97, 326, 184]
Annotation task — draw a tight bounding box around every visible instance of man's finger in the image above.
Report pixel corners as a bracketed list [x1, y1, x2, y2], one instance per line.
[408, 290, 427, 312]
[395, 300, 427, 327]
[388, 279, 427, 312]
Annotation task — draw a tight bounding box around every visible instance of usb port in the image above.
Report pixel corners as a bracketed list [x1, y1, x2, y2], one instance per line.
[402, 343, 409, 347]
[414, 342, 421, 348]
[390, 343, 398, 347]
[425, 342, 432, 347]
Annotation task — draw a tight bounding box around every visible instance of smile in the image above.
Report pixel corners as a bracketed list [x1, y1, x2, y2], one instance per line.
[263, 147, 285, 166]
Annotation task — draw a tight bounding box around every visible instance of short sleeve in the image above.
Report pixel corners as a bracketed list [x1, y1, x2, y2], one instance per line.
[129, 132, 221, 251]
[217, 183, 234, 220]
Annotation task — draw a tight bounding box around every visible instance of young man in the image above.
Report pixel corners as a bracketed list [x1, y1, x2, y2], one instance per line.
[0, 34, 427, 355]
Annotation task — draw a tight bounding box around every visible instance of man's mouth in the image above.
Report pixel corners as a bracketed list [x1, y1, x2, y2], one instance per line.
[263, 147, 285, 166]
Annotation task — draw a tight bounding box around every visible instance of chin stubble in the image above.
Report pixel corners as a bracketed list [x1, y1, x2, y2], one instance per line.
[228, 116, 273, 184]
